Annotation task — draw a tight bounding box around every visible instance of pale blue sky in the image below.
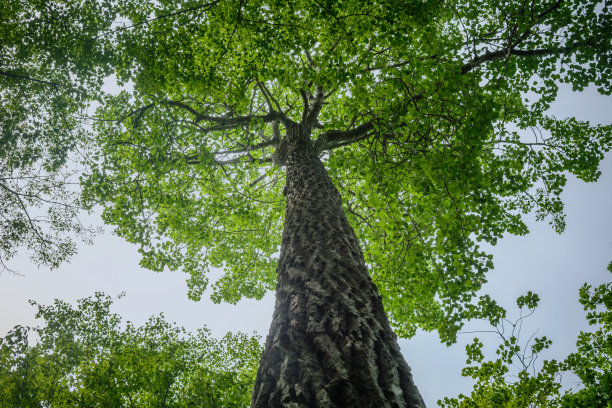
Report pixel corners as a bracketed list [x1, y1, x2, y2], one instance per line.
[1, 84, 610, 406]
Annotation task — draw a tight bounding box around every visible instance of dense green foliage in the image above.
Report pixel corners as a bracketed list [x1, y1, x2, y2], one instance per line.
[0, 293, 262, 407]
[78, 0, 612, 343]
[440, 280, 612, 407]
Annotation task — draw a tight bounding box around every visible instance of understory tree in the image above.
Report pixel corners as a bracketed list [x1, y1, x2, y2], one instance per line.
[0, 293, 262, 407]
[3, 0, 611, 406]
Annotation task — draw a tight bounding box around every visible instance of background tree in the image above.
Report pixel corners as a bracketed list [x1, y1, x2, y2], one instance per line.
[0, 0, 116, 272]
[1, 280, 610, 407]
[440, 278, 612, 408]
[0, 292, 262, 407]
[78, 0, 612, 405]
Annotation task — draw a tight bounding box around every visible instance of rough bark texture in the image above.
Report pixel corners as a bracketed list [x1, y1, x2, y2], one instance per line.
[252, 124, 426, 408]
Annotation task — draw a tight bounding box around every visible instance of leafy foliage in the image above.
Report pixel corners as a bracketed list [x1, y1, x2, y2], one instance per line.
[440, 280, 612, 407]
[79, 0, 612, 343]
[0, 0, 117, 271]
[0, 292, 262, 407]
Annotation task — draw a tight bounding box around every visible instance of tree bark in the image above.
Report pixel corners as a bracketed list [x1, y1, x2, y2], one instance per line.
[251, 124, 425, 408]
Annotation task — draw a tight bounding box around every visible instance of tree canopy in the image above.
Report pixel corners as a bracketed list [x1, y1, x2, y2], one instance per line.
[0, 292, 262, 407]
[75, 0, 612, 343]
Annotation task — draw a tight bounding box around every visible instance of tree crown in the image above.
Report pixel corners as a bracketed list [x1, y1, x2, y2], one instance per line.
[3, 0, 609, 343]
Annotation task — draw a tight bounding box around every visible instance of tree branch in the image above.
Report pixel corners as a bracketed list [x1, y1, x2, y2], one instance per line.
[460, 0, 577, 75]
[319, 122, 375, 151]
[461, 40, 595, 75]
[299, 88, 310, 124]
[184, 151, 273, 166]
[122, 100, 288, 130]
[311, 0, 349, 37]
[257, 84, 273, 112]
[214, 139, 278, 155]
[303, 85, 324, 127]
[214, 155, 273, 166]
[0, 181, 53, 249]
[0, 71, 60, 87]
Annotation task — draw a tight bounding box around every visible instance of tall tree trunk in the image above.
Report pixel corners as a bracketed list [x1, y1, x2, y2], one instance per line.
[251, 125, 425, 408]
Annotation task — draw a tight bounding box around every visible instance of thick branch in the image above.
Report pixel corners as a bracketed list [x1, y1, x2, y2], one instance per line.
[164, 100, 286, 126]
[184, 151, 273, 166]
[299, 88, 310, 123]
[214, 155, 273, 166]
[212, 138, 279, 156]
[256, 82, 282, 113]
[303, 85, 324, 127]
[319, 122, 375, 151]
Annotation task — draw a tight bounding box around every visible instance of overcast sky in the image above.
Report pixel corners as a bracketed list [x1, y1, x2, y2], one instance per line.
[1, 84, 610, 406]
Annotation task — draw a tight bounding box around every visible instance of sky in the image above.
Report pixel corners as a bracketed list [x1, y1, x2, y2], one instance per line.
[1, 84, 610, 407]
